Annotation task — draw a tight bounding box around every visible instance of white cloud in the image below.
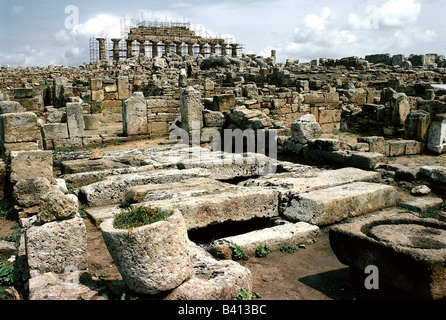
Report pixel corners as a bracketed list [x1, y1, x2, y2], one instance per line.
[12, 6, 24, 14]
[72, 14, 122, 38]
[379, 0, 421, 27]
[303, 7, 331, 31]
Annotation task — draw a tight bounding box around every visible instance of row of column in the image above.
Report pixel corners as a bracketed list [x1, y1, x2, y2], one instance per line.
[97, 38, 239, 61]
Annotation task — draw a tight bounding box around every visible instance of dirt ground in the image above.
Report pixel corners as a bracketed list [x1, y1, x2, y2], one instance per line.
[1, 128, 445, 300]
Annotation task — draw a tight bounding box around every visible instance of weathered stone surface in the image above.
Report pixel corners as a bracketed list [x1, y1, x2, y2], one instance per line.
[26, 213, 87, 275]
[303, 149, 387, 170]
[329, 210, 446, 299]
[100, 210, 190, 295]
[241, 167, 380, 194]
[13, 177, 52, 208]
[9, 150, 53, 184]
[291, 114, 322, 144]
[123, 92, 148, 136]
[420, 165, 446, 183]
[427, 115, 446, 154]
[28, 272, 100, 301]
[203, 109, 225, 127]
[79, 168, 207, 206]
[180, 86, 203, 134]
[283, 182, 400, 226]
[66, 102, 84, 138]
[135, 182, 279, 230]
[208, 222, 319, 258]
[42, 123, 69, 140]
[0, 112, 40, 143]
[400, 197, 444, 212]
[212, 94, 236, 113]
[37, 190, 78, 224]
[410, 185, 431, 196]
[0, 240, 17, 259]
[83, 115, 100, 130]
[0, 101, 26, 114]
[404, 110, 431, 142]
[357, 136, 387, 154]
[165, 242, 252, 300]
[390, 93, 411, 126]
[61, 158, 129, 174]
[227, 105, 272, 129]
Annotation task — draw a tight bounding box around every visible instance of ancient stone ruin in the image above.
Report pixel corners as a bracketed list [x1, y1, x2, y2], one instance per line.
[0, 21, 446, 301]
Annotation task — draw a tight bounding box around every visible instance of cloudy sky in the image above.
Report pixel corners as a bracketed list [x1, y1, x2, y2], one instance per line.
[0, 0, 445, 67]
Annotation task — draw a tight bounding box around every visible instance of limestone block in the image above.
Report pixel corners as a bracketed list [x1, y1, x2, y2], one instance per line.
[387, 140, 406, 157]
[203, 109, 225, 127]
[427, 115, 446, 154]
[357, 136, 387, 154]
[91, 90, 104, 101]
[28, 272, 100, 300]
[2, 142, 39, 154]
[117, 76, 130, 100]
[0, 112, 40, 143]
[180, 87, 203, 133]
[66, 102, 84, 138]
[135, 185, 280, 230]
[37, 190, 78, 224]
[10, 150, 53, 184]
[78, 168, 206, 207]
[291, 114, 322, 144]
[26, 213, 87, 275]
[208, 222, 319, 258]
[165, 243, 252, 300]
[122, 92, 148, 136]
[318, 109, 342, 124]
[0, 101, 26, 114]
[390, 93, 411, 126]
[42, 123, 69, 140]
[89, 78, 102, 91]
[83, 115, 99, 130]
[404, 110, 431, 141]
[13, 177, 52, 208]
[283, 182, 400, 226]
[212, 94, 236, 113]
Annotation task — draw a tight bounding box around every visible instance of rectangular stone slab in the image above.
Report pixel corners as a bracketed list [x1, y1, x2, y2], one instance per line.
[241, 167, 381, 194]
[78, 168, 209, 207]
[135, 186, 279, 230]
[208, 221, 319, 259]
[283, 182, 401, 226]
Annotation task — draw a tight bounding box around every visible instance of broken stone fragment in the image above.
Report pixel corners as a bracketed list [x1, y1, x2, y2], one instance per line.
[37, 190, 78, 224]
[410, 185, 431, 196]
[291, 114, 322, 144]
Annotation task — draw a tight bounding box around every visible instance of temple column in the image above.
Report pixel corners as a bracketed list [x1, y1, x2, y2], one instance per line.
[220, 42, 228, 56]
[152, 42, 158, 58]
[187, 42, 194, 57]
[199, 43, 206, 56]
[164, 41, 171, 56]
[210, 43, 216, 55]
[97, 38, 106, 61]
[175, 41, 183, 56]
[111, 38, 121, 61]
[138, 40, 145, 56]
[126, 39, 133, 59]
[231, 44, 238, 58]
